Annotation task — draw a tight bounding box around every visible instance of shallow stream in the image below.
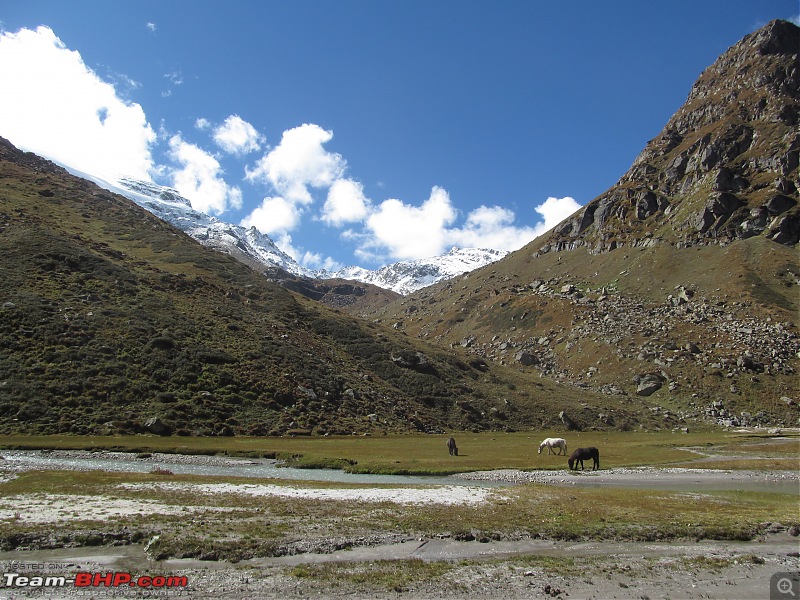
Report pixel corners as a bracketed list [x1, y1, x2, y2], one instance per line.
[1, 449, 797, 494]
[0, 450, 501, 486]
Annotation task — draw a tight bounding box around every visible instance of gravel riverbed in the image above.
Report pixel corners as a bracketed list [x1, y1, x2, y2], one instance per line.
[0, 450, 797, 599]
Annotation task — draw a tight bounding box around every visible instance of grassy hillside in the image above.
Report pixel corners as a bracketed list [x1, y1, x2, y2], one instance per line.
[0, 139, 662, 437]
[363, 227, 799, 427]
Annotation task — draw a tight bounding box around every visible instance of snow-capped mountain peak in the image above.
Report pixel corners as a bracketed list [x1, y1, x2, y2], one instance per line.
[329, 246, 509, 295]
[108, 177, 508, 295]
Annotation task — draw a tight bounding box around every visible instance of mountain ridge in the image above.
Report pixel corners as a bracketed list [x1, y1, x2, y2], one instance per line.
[542, 19, 799, 256]
[110, 176, 508, 296]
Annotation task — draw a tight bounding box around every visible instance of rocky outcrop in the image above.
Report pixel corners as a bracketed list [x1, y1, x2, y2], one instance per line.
[541, 20, 799, 255]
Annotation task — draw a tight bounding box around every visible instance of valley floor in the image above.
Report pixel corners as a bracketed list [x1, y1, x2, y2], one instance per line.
[0, 447, 797, 599]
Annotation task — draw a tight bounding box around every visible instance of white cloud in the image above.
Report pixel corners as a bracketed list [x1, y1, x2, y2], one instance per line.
[363, 186, 457, 260]
[444, 196, 579, 252]
[167, 134, 242, 214]
[240, 196, 301, 235]
[533, 196, 581, 231]
[0, 26, 156, 181]
[448, 205, 536, 250]
[245, 123, 345, 204]
[300, 250, 342, 272]
[164, 70, 183, 86]
[195, 117, 211, 130]
[146, 22, 157, 33]
[213, 114, 264, 155]
[355, 191, 581, 262]
[322, 179, 371, 226]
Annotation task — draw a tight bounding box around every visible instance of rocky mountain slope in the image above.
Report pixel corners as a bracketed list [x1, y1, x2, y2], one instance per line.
[0, 137, 655, 437]
[361, 20, 800, 429]
[547, 19, 799, 254]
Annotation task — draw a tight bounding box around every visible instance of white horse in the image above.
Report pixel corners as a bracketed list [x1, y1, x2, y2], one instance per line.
[538, 437, 567, 455]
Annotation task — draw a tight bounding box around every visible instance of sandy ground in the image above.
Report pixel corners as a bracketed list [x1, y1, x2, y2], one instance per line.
[0, 452, 797, 599]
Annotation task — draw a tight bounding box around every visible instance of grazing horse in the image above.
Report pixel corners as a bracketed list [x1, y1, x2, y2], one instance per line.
[538, 437, 567, 455]
[568, 447, 600, 470]
[447, 437, 458, 456]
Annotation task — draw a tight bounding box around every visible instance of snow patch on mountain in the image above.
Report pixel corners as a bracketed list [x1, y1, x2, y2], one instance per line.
[334, 247, 509, 295]
[107, 177, 507, 294]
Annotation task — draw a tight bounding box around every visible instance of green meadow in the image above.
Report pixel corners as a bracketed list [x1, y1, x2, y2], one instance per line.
[0, 430, 797, 473]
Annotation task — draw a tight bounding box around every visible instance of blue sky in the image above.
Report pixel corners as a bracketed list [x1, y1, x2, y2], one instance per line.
[1, 1, 797, 271]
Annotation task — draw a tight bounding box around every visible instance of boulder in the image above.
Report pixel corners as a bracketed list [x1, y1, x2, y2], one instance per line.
[515, 351, 539, 366]
[737, 354, 765, 373]
[144, 417, 171, 436]
[635, 373, 664, 396]
[559, 410, 580, 431]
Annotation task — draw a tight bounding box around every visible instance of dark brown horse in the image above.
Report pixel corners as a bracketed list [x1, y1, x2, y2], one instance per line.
[447, 437, 458, 456]
[568, 447, 599, 470]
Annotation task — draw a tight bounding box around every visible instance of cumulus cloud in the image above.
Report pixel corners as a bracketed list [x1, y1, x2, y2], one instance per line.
[240, 196, 301, 235]
[353, 191, 581, 262]
[448, 205, 536, 250]
[300, 250, 342, 272]
[322, 178, 371, 226]
[448, 196, 579, 252]
[363, 186, 457, 260]
[213, 114, 264, 155]
[0, 26, 156, 181]
[533, 196, 581, 231]
[245, 123, 345, 204]
[167, 134, 242, 214]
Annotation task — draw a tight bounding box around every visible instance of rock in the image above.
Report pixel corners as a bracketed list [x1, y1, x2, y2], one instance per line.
[144, 417, 171, 436]
[515, 351, 539, 366]
[559, 411, 580, 431]
[635, 373, 664, 396]
[765, 194, 797, 215]
[390, 351, 435, 374]
[696, 192, 745, 233]
[737, 354, 764, 372]
[669, 286, 694, 305]
[768, 213, 800, 245]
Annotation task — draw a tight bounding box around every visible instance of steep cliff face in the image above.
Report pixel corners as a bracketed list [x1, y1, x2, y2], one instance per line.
[542, 20, 799, 255]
